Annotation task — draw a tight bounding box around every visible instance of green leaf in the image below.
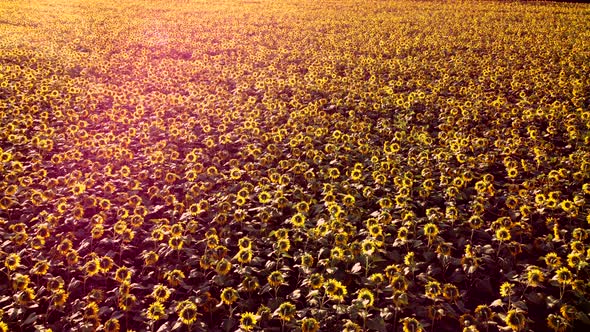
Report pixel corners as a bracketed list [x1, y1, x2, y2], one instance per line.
[350, 262, 362, 274]
[578, 312, 590, 326]
[288, 289, 301, 301]
[23, 313, 37, 325]
[222, 318, 236, 332]
[490, 299, 504, 307]
[367, 316, 387, 332]
[525, 292, 544, 305]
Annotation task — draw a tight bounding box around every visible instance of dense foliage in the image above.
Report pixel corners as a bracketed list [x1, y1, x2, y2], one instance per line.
[0, 0, 589, 331]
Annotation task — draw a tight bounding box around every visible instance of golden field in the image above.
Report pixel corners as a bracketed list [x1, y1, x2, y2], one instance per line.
[0, 0, 589, 331]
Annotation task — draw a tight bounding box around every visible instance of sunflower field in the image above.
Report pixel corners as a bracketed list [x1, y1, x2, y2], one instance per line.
[0, 0, 589, 331]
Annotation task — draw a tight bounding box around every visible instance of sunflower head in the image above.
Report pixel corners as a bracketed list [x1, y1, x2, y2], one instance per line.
[239, 312, 258, 331]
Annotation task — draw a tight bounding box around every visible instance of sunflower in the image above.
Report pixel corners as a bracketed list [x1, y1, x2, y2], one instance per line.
[220, 287, 239, 305]
[241, 275, 260, 293]
[424, 222, 439, 238]
[143, 251, 159, 266]
[306, 273, 323, 290]
[391, 275, 408, 291]
[404, 252, 415, 267]
[276, 302, 296, 321]
[277, 238, 291, 252]
[560, 304, 578, 322]
[115, 266, 132, 283]
[495, 227, 511, 242]
[442, 283, 459, 301]
[113, 221, 127, 235]
[238, 236, 252, 249]
[324, 278, 347, 302]
[506, 167, 518, 178]
[65, 249, 79, 265]
[16, 287, 36, 305]
[151, 284, 171, 302]
[505, 310, 526, 331]
[547, 314, 568, 332]
[361, 240, 376, 255]
[290, 212, 306, 228]
[559, 200, 574, 212]
[554, 267, 572, 284]
[268, 271, 285, 287]
[147, 302, 166, 321]
[425, 281, 442, 300]
[168, 236, 184, 250]
[239, 312, 257, 331]
[499, 282, 515, 297]
[397, 227, 409, 241]
[330, 247, 345, 261]
[83, 302, 99, 318]
[12, 273, 30, 291]
[357, 288, 375, 307]
[236, 248, 253, 264]
[301, 317, 320, 332]
[118, 293, 137, 311]
[474, 304, 493, 321]
[369, 273, 385, 286]
[567, 252, 582, 268]
[544, 252, 562, 270]
[402, 317, 424, 332]
[103, 318, 120, 332]
[84, 259, 100, 277]
[369, 225, 383, 238]
[88, 223, 104, 239]
[30, 235, 45, 250]
[505, 196, 519, 209]
[30, 259, 49, 276]
[164, 269, 185, 287]
[47, 277, 64, 291]
[86, 289, 104, 304]
[52, 289, 68, 307]
[178, 302, 198, 325]
[215, 258, 232, 276]
[99, 256, 114, 273]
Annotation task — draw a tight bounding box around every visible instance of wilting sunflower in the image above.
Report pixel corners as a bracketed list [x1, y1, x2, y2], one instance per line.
[547, 314, 569, 332]
[402, 317, 424, 332]
[118, 293, 137, 311]
[103, 318, 120, 332]
[164, 269, 185, 287]
[301, 317, 320, 332]
[268, 271, 285, 288]
[442, 283, 460, 301]
[12, 273, 30, 291]
[505, 310, 527, 331]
